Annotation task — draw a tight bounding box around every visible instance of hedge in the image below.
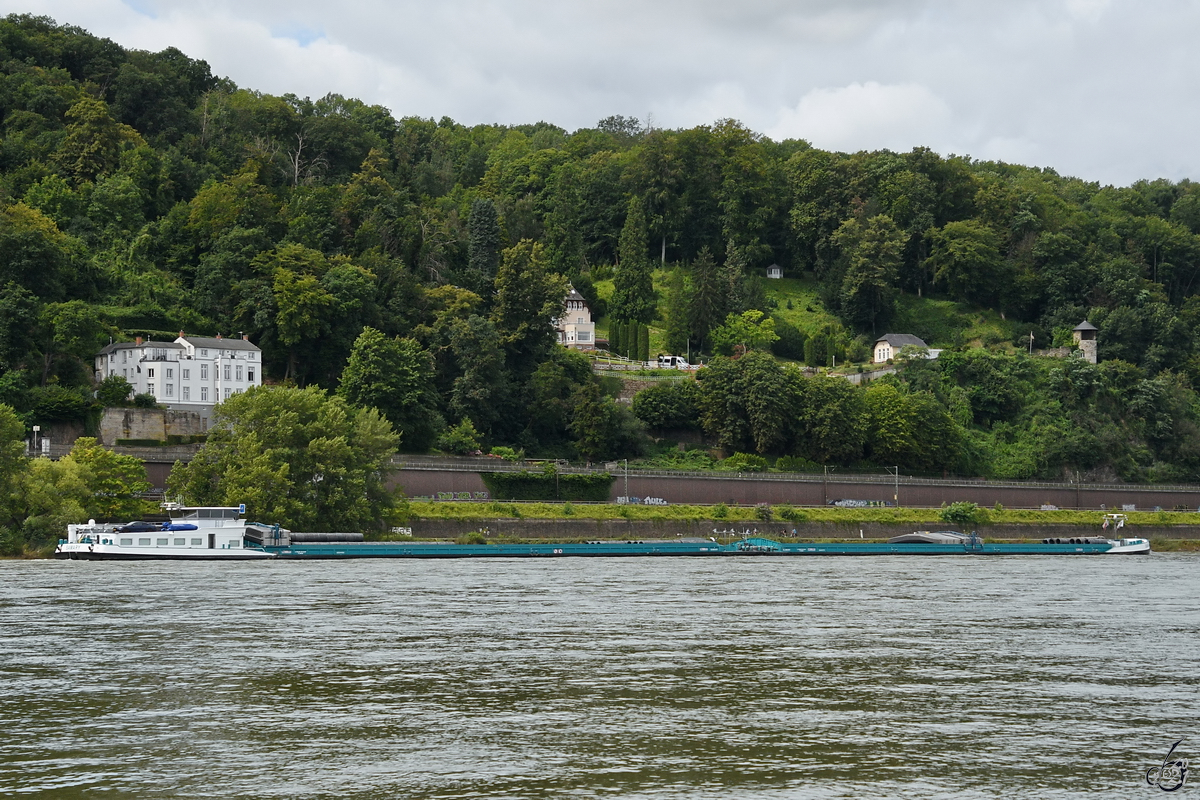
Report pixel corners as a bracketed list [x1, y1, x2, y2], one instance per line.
[481, 471, 614, 501]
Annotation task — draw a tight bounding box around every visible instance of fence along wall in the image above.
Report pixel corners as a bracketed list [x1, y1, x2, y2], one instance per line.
[394, 468, 1200, 511]
[126, 450, 1200, 511]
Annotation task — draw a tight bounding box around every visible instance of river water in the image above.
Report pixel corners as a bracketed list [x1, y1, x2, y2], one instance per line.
[1, 555, 1196, 799]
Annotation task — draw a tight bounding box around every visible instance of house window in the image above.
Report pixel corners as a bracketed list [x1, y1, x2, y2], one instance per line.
[182, 369, 189, 380]
[236, 365, 243, 381]
[201, 349, 208, 357]
[166, 368, 173, 379]
[122, 369, 128, 378]
[109, 354, 114, 363]
[148, 383, 155, 395]
[165, 384, 174, 397]
[147, 368, 155, 378]
[122, 351, 128, 362]
[201, 386, 209, 402]
[249, 352, 255, 360]
[224, 364, 231, 381]
[183, 387, 190, 401]
[223, 388, 231, 399]
[248, 368, 255, 382]
[200, 364, 209, 380]
[578, 332, 591, 342]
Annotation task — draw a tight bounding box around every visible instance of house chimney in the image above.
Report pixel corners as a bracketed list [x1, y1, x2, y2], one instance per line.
[216, 333, 222, 340]
[135, 336, 143, 346]
[179, 330, 184, 338]
[242, 334, 249, 341]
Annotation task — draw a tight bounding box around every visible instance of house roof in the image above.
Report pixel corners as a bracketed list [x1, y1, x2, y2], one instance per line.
[1073, 320, 1098, 331]
[97, 340, 183, 356]
[564, 287, 590, 307]
[179, 335, 260, 351]
[875, 333, 928, 348]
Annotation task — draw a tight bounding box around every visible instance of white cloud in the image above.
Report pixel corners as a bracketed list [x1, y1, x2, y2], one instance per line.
[10, 0, 1200, 184]
[768, 82, 953, 153]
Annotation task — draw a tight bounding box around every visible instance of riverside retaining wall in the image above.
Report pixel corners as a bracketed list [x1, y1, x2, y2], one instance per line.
[399, 518, 1200, 541]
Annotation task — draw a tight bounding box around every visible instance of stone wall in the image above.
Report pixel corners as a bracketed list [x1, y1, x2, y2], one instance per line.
[98, 407, 204, 445]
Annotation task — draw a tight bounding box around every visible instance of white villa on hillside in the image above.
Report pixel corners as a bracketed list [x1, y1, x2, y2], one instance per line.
[554, 287, 596, 349]
[95, 334, 262, 428]
[873, 333, 933, 363]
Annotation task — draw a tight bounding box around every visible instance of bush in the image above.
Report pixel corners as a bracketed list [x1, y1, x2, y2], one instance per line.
[455, 531, 488, 544]
[631, 381, 702, 429]
[633, 449, 715, 470]
[772, 318, 806, 360]
[95, 374, 133, 407]
[779, 506, 807, 522]
[711, 502, 728, 519]
[132, 393, 158, 408]
[439, 419, 481, 455]
[29, 384, 91, 421]
[718, 452, 767, 472]
[481, 470, 614, 502]
[940, 501, 988, 526]
[755, 503, 773, 521]
[774, 455, 820, 472]
[490, 446, 523, 461]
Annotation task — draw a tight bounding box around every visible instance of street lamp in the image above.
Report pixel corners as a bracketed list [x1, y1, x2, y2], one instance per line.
[885, 466, 899, 507]
[624, 458, 629, 502]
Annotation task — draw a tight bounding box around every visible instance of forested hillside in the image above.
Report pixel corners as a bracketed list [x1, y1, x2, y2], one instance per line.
[4, 14, 1200, 483]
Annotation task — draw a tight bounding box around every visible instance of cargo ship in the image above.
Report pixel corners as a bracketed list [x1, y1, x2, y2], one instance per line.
[55, 507, 1150, 560]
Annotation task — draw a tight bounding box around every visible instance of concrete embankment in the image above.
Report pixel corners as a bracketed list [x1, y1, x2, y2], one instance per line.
[399, 518, 1200, 541]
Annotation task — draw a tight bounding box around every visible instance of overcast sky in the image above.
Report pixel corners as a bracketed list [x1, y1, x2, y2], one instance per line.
[10, 0, 1200, 186]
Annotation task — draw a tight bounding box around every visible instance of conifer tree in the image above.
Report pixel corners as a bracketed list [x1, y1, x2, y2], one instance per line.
[466, 198, 502, 300]
[688, 246, 725, 352]
[610, 196, 655, 323]
[662, 267, 690, 356]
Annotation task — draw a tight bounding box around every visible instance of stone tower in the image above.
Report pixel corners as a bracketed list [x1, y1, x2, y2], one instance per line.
[1073, 320, 1098, 364]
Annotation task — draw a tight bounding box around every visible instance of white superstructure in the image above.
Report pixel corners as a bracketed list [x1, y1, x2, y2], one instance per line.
[55, 504, 274, 560]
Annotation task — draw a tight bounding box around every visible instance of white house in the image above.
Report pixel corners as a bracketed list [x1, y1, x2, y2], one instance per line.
[766, 264, 783, 279]
[95, 334, 263, 429]
[553, 287, 596, 349]
[873, 333, 930, 364]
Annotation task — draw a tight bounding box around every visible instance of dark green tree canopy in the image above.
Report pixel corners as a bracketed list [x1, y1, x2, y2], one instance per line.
[3, 13, 1200, 488]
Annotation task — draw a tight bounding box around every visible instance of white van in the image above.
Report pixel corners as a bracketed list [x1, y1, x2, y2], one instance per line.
[657, 355, 690, 369]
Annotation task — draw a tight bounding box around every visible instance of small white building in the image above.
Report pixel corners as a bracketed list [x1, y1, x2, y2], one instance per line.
[873, 333, 929, 364]
[766, 264, 783, 279]
[95, 334, 263, 429]
[554, 287, 596, 349]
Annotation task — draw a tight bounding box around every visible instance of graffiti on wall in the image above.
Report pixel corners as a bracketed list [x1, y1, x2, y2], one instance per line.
[411, 491, 491, 501]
